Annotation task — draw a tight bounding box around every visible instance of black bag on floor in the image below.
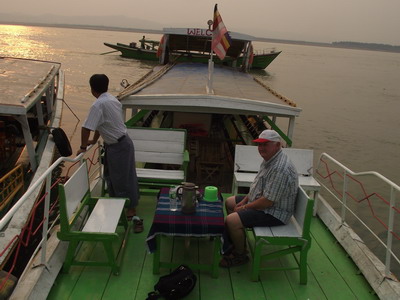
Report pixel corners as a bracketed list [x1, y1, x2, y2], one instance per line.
[146, 265, 197, 300]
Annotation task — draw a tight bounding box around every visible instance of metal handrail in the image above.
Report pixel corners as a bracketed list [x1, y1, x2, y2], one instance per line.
[0, 153, 84, 231]
[0, 143, 102, 291]
[316, 152, 400, 276]
[0, 143, 100, 266]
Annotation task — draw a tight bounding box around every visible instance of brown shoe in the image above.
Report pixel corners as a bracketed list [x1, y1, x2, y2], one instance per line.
[219, 252, 249, 268]
[133, 219, 144, 233]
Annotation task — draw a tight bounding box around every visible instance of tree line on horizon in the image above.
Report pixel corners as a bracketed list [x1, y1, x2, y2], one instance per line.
[332, 41, 400, 53]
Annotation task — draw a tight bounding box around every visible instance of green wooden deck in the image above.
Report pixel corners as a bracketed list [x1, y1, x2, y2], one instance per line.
[48, 194, 377, 300]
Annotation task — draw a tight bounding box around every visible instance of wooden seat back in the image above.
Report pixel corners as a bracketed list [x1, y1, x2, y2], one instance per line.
[293, 186, 312, 235]
[59, 162, 90, 233]
[127, 127, 187, 166]
[234, 145, 314, 176]
[234, 145, 262, 173]
[282, 148, 313, 176]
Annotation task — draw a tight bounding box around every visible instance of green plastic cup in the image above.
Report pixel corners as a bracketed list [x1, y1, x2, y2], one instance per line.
[204, 186, 218, 202]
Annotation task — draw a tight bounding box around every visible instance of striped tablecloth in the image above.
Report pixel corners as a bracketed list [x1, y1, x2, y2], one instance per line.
[146, 187, 225, 252]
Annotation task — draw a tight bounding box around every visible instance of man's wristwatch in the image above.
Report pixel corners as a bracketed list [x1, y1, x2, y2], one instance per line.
[80, 146, 87, 150]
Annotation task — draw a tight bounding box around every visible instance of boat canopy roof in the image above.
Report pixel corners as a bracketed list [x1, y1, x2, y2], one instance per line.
[119, 63, 301, 118]
[0, 57, 61, 116]
[162, 28, 256, 58]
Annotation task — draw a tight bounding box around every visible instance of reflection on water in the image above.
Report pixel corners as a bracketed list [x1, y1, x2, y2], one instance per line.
[0, 25, 52, 59]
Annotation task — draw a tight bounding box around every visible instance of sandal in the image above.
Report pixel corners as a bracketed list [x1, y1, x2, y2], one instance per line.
[133, 219, 144, 233]
[219, 252, 249, 268]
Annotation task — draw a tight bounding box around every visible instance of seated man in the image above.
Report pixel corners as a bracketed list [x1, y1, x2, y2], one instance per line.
[220, 129, 299, 267]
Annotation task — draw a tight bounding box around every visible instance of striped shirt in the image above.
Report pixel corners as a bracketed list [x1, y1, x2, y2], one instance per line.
[248, 149, 299, 224]
[83, 92, 127, 144]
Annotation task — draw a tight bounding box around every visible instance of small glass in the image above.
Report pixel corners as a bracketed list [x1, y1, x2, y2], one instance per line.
[169, 187, 178, 211]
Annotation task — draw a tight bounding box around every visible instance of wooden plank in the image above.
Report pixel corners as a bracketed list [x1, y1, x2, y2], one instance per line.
[198, 238, 234, 299]
[317, 196, 396, 299]
[47, 242, 99, 299]
[293, 188, 308, 227]
[310, 218, 378, 299]
[247, 238, 325, 299]
[229, 264, 268, 299]
[135, 139, 185, 154]
[282, 148, 313, 176]
[260, 222, 301, 238]
[234, 145, 261, 172]
[258, 263, 298, 300]
[135, 151, 183, 165]
[234, 172, 257, 185]
[63, 163, 89, 220]
[82, 199, 125, 233]
[127, 128, 186, 143]
[300, 218, 364, 299]
[103, 194, 158, 300]
[101, 227, 146, 299]
[67, 243, 114, 299]
[249, 241, 297, 299]
[298, 176, 321, 191]
[136, 168, 184, 180]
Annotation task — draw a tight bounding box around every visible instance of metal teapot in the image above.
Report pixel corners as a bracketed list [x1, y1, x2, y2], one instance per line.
[177, 182, 198, 214]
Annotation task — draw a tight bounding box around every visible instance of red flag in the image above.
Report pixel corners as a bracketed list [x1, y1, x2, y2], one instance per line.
[211, 4, 232, 60]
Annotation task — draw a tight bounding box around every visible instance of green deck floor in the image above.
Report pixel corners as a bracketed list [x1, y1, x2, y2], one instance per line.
[48, 194, 377, 300]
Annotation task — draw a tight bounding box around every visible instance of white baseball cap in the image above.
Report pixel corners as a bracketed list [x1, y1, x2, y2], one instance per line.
[253, 130, 281, 143]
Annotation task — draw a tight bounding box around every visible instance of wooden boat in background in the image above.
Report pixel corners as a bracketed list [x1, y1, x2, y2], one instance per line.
[103, 38, 160, 62]
[0, 57, 64, 293]
[103, 33, 281, 69]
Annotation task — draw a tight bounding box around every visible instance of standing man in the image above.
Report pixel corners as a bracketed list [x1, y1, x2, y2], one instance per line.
[220, 129, 298, 267]
[77, 74, 143, 233]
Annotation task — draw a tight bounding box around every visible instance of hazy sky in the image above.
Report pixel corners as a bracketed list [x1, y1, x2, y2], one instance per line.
[3, 0, 400, 45]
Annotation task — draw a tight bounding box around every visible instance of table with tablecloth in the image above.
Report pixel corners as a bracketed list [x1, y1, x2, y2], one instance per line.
[146, 187, 225, 277]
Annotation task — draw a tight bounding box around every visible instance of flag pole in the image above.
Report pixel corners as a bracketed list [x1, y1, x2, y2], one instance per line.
[207, 17, 214, 94]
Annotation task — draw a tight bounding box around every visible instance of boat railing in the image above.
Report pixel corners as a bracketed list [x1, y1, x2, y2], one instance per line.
[0, 144, 102, 291]
[253, 48, 278, 55]
[316, 152, 400, 278]
[0, 165, 24, 216]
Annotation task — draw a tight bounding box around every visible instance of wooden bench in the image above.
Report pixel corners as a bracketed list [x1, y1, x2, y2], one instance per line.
[57, 161, 129, 274]
[233, 145, 320, 213]
[246, 186, 314, 283]
[126, 127, 189, 194]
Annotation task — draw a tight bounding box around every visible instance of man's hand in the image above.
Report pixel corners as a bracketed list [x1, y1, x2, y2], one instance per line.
[76, 148, 86, 156]
[234, 204, 247, 212]
[234, 198, 247, 212]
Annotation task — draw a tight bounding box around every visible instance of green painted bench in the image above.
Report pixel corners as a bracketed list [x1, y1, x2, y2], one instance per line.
[246, 186, 314, 283]
[126, 127, 189, 194]
[57, 161, 129, 274]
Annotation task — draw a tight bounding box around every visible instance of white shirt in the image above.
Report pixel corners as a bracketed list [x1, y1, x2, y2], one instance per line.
[83, 92, 127, 144]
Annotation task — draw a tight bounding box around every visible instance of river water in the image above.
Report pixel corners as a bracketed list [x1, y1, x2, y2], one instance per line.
[1, 24, 399, 274]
